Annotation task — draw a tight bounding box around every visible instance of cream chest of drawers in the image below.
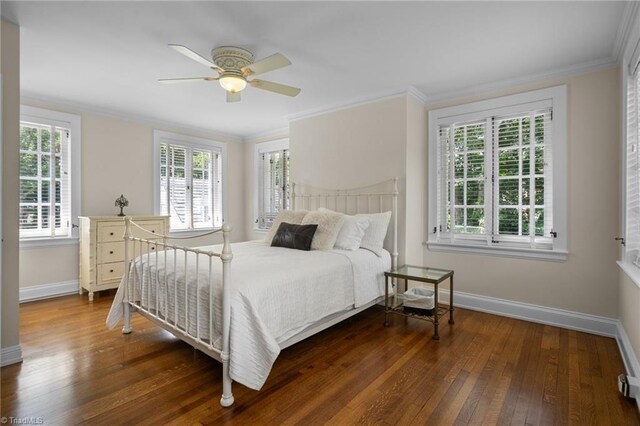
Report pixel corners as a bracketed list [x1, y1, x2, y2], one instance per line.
[79, 215, 169, 301]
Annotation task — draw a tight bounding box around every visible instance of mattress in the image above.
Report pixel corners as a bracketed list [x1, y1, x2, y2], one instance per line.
[106, 240, 390, 390]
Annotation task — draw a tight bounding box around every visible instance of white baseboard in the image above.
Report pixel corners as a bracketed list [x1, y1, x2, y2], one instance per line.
[0, 345, 23, 367]
[616, 321, 640, 412]
[438, 289, 618, 337]
[19, 280, 79, 302]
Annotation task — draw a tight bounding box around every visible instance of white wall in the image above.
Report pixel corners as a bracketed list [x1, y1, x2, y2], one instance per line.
[416, 67, 621, 318]
[1, 19, 21, 355]
[619, 272, 640, 364]
[18, 104, 246, 289]
[405, 95, 427, 265]
[289, 96, 407, 264]
[284, 67, 621, 319]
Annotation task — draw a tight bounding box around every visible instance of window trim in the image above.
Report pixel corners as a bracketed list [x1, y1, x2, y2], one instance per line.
[19, 105, 81, 246]
[253, 138, 289, 233]
[619, 14, 640, 288]
[427, 85, 567, 261]
[152, 130, 227, 234]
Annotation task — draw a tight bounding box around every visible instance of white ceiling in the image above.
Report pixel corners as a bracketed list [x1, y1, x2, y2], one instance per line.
[2, 1, 628, 139]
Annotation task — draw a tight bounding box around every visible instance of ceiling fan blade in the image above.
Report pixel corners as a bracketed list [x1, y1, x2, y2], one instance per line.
[158, 77, 218, 84]
[169, 44, 223, 72]
[241, 53, 291, 76]
[249, 79, 301, 97]
[227, 91, 241, 103]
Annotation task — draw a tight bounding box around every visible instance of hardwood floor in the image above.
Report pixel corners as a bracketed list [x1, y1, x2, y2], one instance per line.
[1, 293, 638, 425]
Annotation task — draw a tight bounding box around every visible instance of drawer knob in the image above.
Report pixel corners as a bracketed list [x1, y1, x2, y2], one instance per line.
[109, 251, 114, 254]
[152, 230, 156, 233]
[110, 269, 114, 273]
[110, 232, 114, 236]
[151, 247, 155, 250]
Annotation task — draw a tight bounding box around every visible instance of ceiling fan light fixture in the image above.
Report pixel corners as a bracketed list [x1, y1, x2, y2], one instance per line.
[219, 75, 247, 93]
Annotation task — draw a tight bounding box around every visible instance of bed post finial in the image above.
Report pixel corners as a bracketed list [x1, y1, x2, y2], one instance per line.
[122, 217, 133, 334]
[220, 223, 234, 407]
[291, 182, 296, 210]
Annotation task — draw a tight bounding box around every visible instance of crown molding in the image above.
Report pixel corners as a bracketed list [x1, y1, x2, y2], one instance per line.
[422, 56, 617, 106]
[244, 126, 289, 144]
[20, 93, 244, 143]
[407, 86, 428, 105]
[286, 54, 615, 125]
[614, 1, 640, 63]
[286, 87, 410, 123]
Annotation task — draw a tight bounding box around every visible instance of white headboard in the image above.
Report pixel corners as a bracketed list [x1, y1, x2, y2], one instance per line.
[291, 177, 399, 271]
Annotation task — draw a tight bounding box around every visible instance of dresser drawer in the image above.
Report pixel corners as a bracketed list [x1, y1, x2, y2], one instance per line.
[80, 215, 168, 301]
[132, 221, 165, 239]
[97, 220, 165, 243]
[97, 262, 125, 286]
[98, 242, 125, 264]
[98, 223, 125, 242]
[128, 240, 161, 257]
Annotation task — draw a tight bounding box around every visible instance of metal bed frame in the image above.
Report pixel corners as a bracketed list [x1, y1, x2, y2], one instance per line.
[119, 178, 399, 407]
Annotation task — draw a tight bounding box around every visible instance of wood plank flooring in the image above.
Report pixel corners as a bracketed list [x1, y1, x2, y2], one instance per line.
[1, 293, 638, 425]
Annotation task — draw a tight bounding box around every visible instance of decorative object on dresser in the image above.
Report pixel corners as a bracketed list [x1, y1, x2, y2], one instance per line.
[114, 194, 129, 216]
[79, 216, 168, 301]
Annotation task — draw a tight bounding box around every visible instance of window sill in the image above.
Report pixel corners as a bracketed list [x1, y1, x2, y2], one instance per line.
[252, 228, 269, 234]
[425, 241, 567, 262]
[20, 237, 79, 249]
[617, 261, 640, 290]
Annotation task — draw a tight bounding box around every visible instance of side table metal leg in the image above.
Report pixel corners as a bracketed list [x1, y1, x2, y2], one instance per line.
[433, 320, 440, 340]
[433, 282, 440, 340]
[448, 274, 455, 325]
[384, 275, 390, 327]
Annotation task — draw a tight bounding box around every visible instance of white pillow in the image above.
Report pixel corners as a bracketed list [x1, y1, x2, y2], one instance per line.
[264, 210, 308, 244]
[301, 210, 345, 250]
[318, 208, 370, 251]
[355, 211, 392, 257]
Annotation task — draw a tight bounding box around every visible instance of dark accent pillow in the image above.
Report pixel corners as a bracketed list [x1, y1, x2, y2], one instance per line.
[271, 222, 318, 251]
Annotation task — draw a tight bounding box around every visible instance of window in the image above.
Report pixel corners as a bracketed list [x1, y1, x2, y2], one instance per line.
[19, 106, 80, 242]
[255, 139, 290, 230]
[428, 86, 567, 260]
[624, 44, 640, 269]
[154, 131, 225, 231]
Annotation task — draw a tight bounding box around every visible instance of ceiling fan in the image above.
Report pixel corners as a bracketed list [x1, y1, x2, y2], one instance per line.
[159, 44, 301, 103]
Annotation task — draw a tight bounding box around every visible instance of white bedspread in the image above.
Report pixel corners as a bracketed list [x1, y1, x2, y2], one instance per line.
[106, 241, 389, 390]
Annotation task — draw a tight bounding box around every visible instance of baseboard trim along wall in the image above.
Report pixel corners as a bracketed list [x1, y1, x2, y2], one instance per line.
[616, 321, 640, 412]
[438, 289, 619, 337]
[0, 345, 23, 367]
[19, 280, 79, 302]
[438, 289, 640, 410]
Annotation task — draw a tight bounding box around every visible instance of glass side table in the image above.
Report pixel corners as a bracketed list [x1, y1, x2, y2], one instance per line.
[384, 265, 454, 340]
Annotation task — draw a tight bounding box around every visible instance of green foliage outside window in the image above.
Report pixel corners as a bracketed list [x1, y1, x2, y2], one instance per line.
[447, 112, 548, 237]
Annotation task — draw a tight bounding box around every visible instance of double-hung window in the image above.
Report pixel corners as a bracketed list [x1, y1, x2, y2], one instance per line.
[19, 106, 81, 243]
[255, 139, 290, 230]
[428, 86, 567, 260]
[154, 131, 225, 231]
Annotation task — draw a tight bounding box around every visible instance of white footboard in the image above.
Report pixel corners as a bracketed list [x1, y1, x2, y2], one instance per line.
[121, 218, 234, 407]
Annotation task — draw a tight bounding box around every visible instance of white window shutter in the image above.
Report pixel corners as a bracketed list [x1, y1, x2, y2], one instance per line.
[257, 148, 290, 230]
[627, 68, 640, 265]
[19, 122, 73, 239]
[158, 137, 223, 231]
[435, 108, 553, 249]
